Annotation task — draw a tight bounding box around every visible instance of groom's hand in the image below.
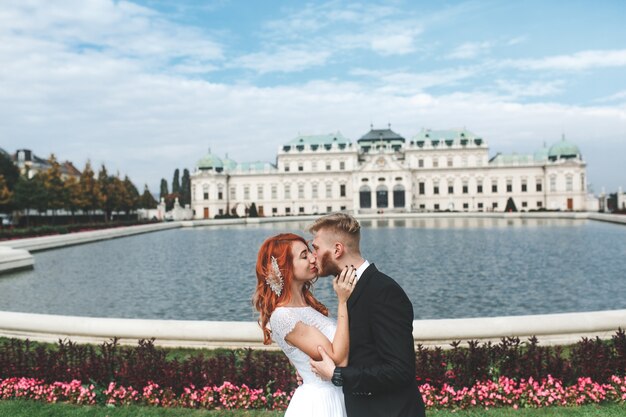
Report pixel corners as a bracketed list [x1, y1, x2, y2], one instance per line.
[310, 346, 335, 381]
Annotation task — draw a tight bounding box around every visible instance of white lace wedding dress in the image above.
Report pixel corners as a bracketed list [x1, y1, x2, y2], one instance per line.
[270, 306, 347, 417]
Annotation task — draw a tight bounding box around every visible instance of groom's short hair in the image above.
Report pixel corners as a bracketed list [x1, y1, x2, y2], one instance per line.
[309, 213, 361, 251]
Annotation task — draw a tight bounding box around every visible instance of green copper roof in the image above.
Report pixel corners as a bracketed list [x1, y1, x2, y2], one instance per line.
[548, 137, 581, 160]
[413, 128, 480, 143]
[533, 146, 549, 162]
[222, 155, 237, 171]
[197, 151, 223, 170]
[237, 161, 276, 172]
[489, 153, 534, 165]
[286, 132, 350, 146]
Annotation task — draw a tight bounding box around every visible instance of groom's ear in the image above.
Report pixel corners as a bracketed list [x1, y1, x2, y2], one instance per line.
[333, 242, 345, 259]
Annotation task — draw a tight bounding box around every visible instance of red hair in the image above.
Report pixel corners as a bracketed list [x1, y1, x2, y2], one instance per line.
[253, 233, 328, 344]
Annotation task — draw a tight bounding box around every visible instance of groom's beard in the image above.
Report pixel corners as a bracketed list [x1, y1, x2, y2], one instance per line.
[318, 251, 341, 277]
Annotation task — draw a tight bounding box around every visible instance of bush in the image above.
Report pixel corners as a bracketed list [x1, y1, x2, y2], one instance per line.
[1, 330, 625, 394]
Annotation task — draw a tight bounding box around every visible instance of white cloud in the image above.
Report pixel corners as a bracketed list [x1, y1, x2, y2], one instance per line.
[593, 90, 626, 103]
[505, 49, 626, 71]
[447, 41, 493, 60]
[369, 28, 422, 56]
[495, 79, 565, 98]
[233, 49, 332, 74]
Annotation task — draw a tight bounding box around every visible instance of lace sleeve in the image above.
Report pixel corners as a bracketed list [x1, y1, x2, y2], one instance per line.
[269, 308, 300, 344]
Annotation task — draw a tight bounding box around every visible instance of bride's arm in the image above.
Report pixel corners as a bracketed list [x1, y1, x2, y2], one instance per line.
[285, 266, 356, 366]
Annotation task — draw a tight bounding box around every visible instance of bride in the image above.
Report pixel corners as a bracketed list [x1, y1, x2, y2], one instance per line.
[253, 233, 356, 417]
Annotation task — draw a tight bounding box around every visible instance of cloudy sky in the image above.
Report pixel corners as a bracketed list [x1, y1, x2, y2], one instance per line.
[1, 0, 625, 194]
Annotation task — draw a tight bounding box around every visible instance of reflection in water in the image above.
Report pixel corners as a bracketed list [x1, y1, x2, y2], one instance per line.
[0, 218, 625, 321]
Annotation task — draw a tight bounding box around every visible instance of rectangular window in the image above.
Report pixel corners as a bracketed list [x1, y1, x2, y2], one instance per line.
[419, 204, 425, 209]
[522, 181, 527, 192]
[285, 207, 291, 214]
[230, 187, 236, 200]
[566, 176, 573, 192]
[418, 159, 424, 168]
[272, 207, 277, 214]
[537, 201, 543, 208]
[312, 161, 317, 171]
[522, 201, 528, 208]
[326, 206, 332, 213]
[448, 184, 454, 194]
[462, 184, 468, 194]
[550, 176, 557, 192]
[244, 186, 250, 200]
[298, 184, 304, 199]
[299, 207, 304, 214]
[312, 183, 318, 198]
[218, 209, 223, 215]
[433, 185, 440, 195]
[284, 165, 290, 172]
[463, 203, 469, 210]
[478, 202, 484, 210]
[536, 180, 543, 192]
[419, 182, 425, 195]
[447, 157, 453, 167]
[477, 184, 483, 193]
[271, 185, 277, 199]
[203, 192, 209, 200]
[257, 185, 264, 200]
[340, 161, 345, 170]
[492, 181, 498, 193]
[493, 202, 498, 209]
[340, 205, 346, 211]
[506, 180, 512, 193]
[433, 159, 439, 168]
[326, 163, 331, 171]
[218, 192, 223, 200]
[434, 203, 440, 210]
[340, 184, 346, 197]
[326, 183, 332, 198]
[284, 184, 291, 199]
[298, 163, 303, 172]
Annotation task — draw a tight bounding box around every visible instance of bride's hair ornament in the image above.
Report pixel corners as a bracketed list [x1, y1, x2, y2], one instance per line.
[265, 255, 284, 296]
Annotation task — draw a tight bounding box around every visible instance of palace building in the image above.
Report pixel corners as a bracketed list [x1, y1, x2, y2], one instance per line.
[190, 127, 588, 219]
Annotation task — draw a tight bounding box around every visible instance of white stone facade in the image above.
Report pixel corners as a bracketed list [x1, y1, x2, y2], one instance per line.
[190, 128, 589, 219]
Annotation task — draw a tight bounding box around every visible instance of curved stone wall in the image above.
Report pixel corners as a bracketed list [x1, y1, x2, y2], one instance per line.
[1, 309, 624, 349]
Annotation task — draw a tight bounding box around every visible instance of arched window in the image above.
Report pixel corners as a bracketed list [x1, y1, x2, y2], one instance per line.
[376, 185, 388, 208]
[359, 185, 371, 208]
[393, 184, 405, 208]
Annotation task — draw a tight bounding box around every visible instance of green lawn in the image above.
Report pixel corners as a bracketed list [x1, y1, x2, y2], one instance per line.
[1, 401, 625, 417]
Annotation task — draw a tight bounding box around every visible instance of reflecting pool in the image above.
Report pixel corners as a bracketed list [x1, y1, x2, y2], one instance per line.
[1, 217, 625, 321]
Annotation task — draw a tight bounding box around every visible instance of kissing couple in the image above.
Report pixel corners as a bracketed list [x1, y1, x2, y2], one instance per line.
[253, 213, 425, 417]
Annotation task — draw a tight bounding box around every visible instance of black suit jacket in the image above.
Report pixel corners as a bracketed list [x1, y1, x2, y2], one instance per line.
[339, 263, 425, 417]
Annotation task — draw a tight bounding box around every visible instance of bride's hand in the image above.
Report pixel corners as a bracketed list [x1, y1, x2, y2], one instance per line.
[333, 265, 356, 303]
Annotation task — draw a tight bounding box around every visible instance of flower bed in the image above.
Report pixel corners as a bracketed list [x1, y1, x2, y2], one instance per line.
[1, 375, 625, 411]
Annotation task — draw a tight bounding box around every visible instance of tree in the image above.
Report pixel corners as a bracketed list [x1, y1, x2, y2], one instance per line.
[0, 175, 12, 210]
[0, 151, 19, 192]
[248, 202, 258, 217]
[120, 175, 140, 215]
[180, 169, 191, 206]
[63, 176, 83, 217]
[172, 169, 180, 195]
[12, 175, 46, 227]
[159, 178, 168, 201]
[79, 161, 104, 219]
[138, 184, 158, 209]
[38, 154, 66, 221]
[97, 165, 112, 221]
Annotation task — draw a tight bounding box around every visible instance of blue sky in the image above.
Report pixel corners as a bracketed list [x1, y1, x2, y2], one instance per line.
[1, 0, 625, 193]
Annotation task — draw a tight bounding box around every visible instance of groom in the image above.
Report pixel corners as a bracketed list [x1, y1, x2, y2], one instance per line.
[309, 213, 425, 417]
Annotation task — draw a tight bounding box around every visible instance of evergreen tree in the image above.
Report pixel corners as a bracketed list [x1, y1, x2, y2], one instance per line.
[172, 169, 180, 195]
[138, 184, 158, 209]
[180, 169, 191, 206]
[97, 165, 111, 221]
[159, 178, 168, 201]
[248, 202, 258, 217]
